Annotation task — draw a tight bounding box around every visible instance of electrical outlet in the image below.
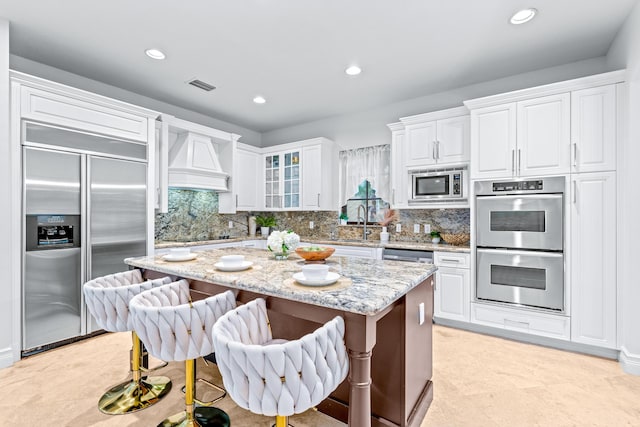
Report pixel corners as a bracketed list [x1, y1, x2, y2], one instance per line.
[228, 221, 233, 228]
[309, 221, 314, 229]
[424, 224, 431, 234]
[413, 224, 420, 233]
[396, 223, 402, 233]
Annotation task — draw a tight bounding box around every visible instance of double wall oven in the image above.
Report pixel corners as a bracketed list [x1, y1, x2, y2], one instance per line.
[475, 176, 565, 312]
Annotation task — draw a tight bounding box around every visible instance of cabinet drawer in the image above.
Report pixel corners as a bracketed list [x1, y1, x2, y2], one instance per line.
[471, 302, 570, 340]
[21, 86, 149, 142]
[434, 252, 470, 268]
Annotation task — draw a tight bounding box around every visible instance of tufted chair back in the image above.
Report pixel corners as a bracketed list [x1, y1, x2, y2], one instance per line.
[212, 298, 349, 417]
[83, 269, 172, 333]
[129, 279, 236, 363]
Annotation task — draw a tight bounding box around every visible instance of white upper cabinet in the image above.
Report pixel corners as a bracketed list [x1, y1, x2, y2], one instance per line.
[401, 106, 470, 168]
[388, 123, 408, 208]
[436, 115, 470, 164]
[470, 103, 516, 179]
[405, 121, 437, 166]
[465, 71, 625, 180]
[571, 85, 617, 173]
[470, 94, 570, 179]
[262, 137, 337, 212]
[232, 144, 262, 212]
[516, 93, 571, 177]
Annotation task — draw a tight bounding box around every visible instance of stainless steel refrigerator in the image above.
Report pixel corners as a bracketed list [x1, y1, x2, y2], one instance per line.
[22, 123, 148, 354]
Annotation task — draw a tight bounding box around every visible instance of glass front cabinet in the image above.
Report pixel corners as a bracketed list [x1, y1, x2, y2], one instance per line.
[264, 150, 300, 209]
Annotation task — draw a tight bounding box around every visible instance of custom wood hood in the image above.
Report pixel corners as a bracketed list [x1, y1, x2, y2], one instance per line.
[168, 131, 229, 191]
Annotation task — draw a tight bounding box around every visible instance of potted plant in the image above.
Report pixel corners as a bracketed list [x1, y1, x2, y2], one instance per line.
[339, 212, 348, 225]
[430, 230, 441, 244]
[255, 215, 277, 236]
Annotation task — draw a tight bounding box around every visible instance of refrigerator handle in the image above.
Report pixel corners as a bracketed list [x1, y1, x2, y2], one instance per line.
[80, 155, 89, 334]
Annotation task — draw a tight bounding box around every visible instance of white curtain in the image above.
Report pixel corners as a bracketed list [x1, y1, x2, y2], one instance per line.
[339, 144, 391, 206]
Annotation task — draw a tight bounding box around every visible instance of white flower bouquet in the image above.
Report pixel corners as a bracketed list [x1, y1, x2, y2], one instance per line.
[267, 230, 300, 258]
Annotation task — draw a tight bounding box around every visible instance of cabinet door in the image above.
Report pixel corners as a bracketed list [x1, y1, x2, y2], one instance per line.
[517, 93, 570, 176]
[390, 129, 408, 208]
[570, 172, 616, 349]
[436, 115, 470, 164]
[434, 267, 470, 322]
[571, 85, 616, 173]
[264, 154, 281, 209]
[470, 103, 516, 179]
[282, 150, 301, 209]
[235, 148, 261, 211]
[302, 145, 322, 210]
[405, 121, 437, 167]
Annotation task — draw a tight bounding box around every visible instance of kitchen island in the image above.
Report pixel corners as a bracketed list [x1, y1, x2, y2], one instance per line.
[125, 248, 437, 427]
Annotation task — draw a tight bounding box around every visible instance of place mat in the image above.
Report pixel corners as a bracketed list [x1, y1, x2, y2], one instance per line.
[283, 276, 352, 291]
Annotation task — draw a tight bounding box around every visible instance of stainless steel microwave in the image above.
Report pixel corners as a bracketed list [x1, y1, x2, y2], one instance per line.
[410, 168, 465, 201]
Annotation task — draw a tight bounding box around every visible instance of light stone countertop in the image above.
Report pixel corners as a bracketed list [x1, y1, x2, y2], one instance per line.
[155, 237, 470, 253]
[125, 247, 437, 316]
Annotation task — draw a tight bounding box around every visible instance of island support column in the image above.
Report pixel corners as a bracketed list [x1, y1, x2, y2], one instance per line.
[344, 312, 378, 427]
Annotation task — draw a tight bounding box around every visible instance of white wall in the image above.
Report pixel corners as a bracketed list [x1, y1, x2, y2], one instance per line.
[9, 55, 263, 147]
[261, 57, 610, 149]
[0, 18, 13, 368]
[606, 0, 640, 375]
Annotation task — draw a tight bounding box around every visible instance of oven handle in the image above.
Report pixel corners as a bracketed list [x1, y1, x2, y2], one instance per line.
[476, 193, 563, 201]
[476, 248, 564, 258]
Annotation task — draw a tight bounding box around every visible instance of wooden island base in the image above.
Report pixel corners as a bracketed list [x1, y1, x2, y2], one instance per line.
[144, 270, 434, 427]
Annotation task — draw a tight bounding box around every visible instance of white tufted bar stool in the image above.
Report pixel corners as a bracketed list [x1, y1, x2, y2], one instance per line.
[83, 269, 173, 415]
[129, 279, 236, 427]
[212, 298, 349, 427]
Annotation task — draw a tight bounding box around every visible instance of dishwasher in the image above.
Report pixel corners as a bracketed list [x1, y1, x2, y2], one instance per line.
[382, 248, 434, 264]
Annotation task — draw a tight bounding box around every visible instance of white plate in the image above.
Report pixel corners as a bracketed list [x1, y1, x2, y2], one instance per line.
[214, 261, 253, 272]
[293, 272, 340, 287]
[162, 253, 197, 262]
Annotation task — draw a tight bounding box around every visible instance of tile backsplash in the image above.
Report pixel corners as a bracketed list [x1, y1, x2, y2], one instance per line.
[155, 189, 470, 243]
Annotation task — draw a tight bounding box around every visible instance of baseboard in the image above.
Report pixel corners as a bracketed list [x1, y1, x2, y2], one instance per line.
[434, 318, 620, 360]
[619, 346, 640, 375]
[0, 347, 15, 369]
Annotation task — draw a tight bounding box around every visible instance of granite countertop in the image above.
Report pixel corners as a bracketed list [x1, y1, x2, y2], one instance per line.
[125, 247, 437, 316]
[155, 237, 470, 253]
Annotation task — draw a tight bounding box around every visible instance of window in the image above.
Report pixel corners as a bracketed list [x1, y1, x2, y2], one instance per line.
[341, 180, 390, 224]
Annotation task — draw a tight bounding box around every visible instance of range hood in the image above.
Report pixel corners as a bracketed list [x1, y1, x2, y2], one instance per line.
[168, 132, 229, 191]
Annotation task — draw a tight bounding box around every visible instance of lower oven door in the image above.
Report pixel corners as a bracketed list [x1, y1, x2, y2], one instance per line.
[476, 248, 564, 311]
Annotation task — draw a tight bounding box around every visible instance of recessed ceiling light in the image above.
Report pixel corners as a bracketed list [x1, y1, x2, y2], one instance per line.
[345, 65, 362, 76]
[253, 96, 266, 104]
[510, 8, 537, 25]
[145, 48, 166, 60]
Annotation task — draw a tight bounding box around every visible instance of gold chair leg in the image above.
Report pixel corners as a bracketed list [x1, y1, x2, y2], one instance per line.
[180, 357, 226, 405]
[275, 415, 289, 427]
[160, 359, 231, 427]
[98, 331, 172, 415]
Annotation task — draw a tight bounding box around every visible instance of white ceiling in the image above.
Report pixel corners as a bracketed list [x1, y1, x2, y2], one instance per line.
[0, 0, 637, 132]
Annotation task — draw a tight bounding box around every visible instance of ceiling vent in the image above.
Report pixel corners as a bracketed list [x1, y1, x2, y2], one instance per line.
[187, 78, 216, 92]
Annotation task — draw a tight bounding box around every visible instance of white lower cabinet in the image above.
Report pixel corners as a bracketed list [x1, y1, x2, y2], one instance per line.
[471, 303, 571, 340]
[570, 172, 617, 349]
[434, 252, 470, 322]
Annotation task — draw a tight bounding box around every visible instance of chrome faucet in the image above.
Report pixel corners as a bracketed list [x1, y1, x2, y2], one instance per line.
[356, 204, 371, 240]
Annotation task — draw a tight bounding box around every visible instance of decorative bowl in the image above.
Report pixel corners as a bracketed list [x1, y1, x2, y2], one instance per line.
[295, 246, 335, 261]
[440, 233, 470, 246]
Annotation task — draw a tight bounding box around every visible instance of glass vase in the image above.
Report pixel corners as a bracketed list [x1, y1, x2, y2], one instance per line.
[273, 251, 289, 260]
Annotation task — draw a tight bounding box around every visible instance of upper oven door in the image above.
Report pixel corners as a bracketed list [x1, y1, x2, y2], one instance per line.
[476, 194, 563, 250]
